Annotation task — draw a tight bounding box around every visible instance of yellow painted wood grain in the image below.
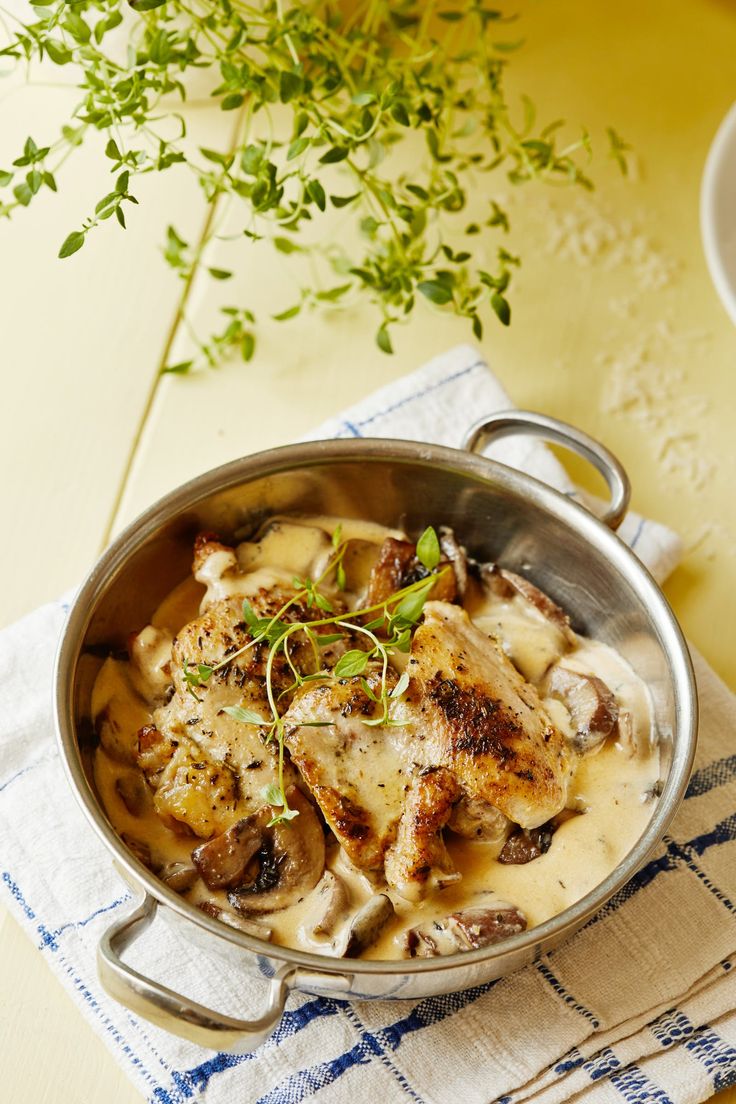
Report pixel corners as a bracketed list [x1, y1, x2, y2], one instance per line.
[0, 1, 734, 1101]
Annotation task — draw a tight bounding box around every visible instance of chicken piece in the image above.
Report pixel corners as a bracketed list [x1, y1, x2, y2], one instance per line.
[403, 602, 570, 829]
[383, 767, 460, 901]
[139, 731, 239, 839]
[283, 669, 412, 870]
[152, 587, 311, 828]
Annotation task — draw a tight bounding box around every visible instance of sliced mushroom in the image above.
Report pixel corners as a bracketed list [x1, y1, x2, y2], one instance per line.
[198, 900, 272, 941]
[343, 893, 395, 958]
[483, 565, 575, 639]
[404, 904, 527, 958]
[439, 526, 468, 598]
[497, 807, 580, 865]
[237, 519, 332, 579]
[227, 787, 325, 913]
[192, 819, 263, 890]
[547, 665, 619, 756]
[160, 861, 199, 892]
[366, 537, 457, 606]
[449, 906, 527, 949]
[115, 771, 151, 817]
[191, 532, 242, 609]
[498, 823, 553, 865]
[404, 919, 460, 958]
[448, 795, 511, 851]
[475, 564, 574, 683]
[121, 832, 158, 871]
[305, 870, 351, 937]
[128, 624, 174, 701]
[93, 658, 151, 764]
[339, 538, 385, 597]
[641, 779, 663, 804]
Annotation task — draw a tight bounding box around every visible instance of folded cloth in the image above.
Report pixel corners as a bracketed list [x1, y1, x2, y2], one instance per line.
[1, 345, 734, 1104]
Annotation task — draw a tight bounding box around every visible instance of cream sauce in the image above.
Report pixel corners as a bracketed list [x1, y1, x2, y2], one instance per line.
[92, 514, 660, 961]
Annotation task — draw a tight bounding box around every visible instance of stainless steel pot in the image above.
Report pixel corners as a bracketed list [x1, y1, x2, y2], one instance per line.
[54, 411, 697, 1053]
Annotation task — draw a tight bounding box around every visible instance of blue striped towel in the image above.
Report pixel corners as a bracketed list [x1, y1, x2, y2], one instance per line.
[1, 346, 734, 1104]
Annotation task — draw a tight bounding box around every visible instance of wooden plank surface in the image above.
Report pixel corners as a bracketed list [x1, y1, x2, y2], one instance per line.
[1, 1, 735, 1102]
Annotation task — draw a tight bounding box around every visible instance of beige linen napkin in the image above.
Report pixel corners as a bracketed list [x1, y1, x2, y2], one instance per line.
[0, 346, 733, 1104]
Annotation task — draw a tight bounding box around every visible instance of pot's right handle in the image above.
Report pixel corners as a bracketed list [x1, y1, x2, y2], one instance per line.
[463, 410, 631, 531]
[98, 891, 295, 1052]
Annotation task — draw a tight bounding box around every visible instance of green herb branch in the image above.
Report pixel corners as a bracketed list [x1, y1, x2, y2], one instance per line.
[186, 524, 445, 825]
[0, 0, 627, 363]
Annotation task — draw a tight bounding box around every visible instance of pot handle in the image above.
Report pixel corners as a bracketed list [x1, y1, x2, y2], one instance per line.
[463, 410, 631, 531]
[98, 891, 295, 1052]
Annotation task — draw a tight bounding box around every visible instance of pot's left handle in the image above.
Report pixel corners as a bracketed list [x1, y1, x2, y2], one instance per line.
[98, 891, 294, 1052]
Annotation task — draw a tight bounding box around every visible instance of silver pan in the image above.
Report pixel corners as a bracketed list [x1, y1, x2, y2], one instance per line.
[54, 411, 697, 1052]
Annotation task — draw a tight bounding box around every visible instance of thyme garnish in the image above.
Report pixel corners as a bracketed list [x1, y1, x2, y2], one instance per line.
[0, 2, 626, 363]
[187, 525, 445, 824]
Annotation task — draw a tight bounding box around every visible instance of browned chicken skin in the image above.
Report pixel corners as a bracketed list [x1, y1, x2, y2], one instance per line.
[285, 599, 571, 898]
[402, 601, 571, 829]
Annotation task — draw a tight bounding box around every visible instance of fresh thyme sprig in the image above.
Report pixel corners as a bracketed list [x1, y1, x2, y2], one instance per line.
[187, 525, 445, 824]
[0, 1, 626, 363]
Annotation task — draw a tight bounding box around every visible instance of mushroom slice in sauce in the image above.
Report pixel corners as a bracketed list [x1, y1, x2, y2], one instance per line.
[192, 818, 263, 890]
[227, 787, 325, 913]
[498, 808, 580, 865]
[115, 771, 151, 817]
[342, 893, 395, 958]
[305, 870, 351, 937]
[448, 795, 511, 850]
[439, 526, 469, 598]
[404, 904, 527, 958]
[365, 536, 457, 606]
[128, 625, 174, 701]
[121, 833, 158, 872]
[198, 900, 272, 941]
[474, 564, 575, 685]
[546, 665, 619, 756]
[498, 823, 554, 865]
[160, 861, 199, 892]
[483, 565, 575, 640]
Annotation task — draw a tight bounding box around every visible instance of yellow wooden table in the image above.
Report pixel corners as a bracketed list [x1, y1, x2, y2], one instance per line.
[1, 2, 735, 1101]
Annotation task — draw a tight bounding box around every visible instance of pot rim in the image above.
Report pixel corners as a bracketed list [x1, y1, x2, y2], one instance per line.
[55, 436, 697, 978]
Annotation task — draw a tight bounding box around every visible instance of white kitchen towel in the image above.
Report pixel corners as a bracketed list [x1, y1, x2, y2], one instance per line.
[1, 345, 735, 1104]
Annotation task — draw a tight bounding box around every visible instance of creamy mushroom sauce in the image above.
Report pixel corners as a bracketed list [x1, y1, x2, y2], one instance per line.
[92, 515, 660, 961]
